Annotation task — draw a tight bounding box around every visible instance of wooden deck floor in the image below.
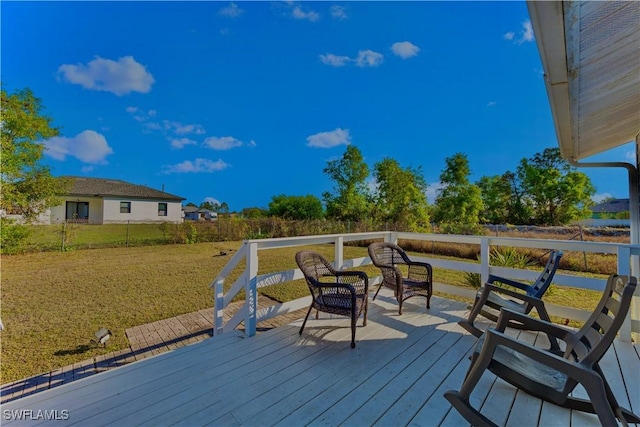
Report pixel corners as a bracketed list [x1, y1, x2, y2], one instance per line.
[2, 290, 639, 426]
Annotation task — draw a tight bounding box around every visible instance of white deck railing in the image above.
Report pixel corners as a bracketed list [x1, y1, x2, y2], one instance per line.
[210, 231, 640, 342]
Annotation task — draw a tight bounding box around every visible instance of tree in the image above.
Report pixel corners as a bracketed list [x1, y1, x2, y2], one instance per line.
[372, 158, 430, 232]
[477, 172, 532, 225]
[1, 87, 69, 220]
[323, 145, 372, 221]
[241, 207, 268, 218]
[433, 153, 483, 234]
[199, 200, 228, 214]
[517, 148, 595, 225]
[268, 194, 324, 220]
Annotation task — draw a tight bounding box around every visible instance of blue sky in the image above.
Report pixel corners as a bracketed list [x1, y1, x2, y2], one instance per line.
[2, 1, 635, 211]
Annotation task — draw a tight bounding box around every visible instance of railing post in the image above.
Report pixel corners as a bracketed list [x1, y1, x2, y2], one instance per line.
[617, 246, 632, 341]
[335, 236, 344, 269]
[480, 237, 490, 284]
[214, 279, 224, 336]
[245, 242, 258, 337]
[387, 232, 399, 244]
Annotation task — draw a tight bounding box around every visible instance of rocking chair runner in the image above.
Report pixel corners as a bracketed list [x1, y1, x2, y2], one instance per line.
[368, 242, 432, 315]
[295, 251, 369, 349]
[459, 250, 563, 338]
[445, 274, 640, 427]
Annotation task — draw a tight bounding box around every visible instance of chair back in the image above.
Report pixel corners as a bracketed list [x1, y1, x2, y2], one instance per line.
[526, 250, 563, 297]
[368, 242, 409, 267]
[566, 274, 637, 365]
[295, 251, 335, 284]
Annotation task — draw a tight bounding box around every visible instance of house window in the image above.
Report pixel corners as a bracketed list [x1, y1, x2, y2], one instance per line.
[158, 203, 168, 216]
[120, 201, 131, 214]
[66, 201, 89, 220]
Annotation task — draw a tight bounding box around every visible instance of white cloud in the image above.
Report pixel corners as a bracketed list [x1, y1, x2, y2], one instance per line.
[162, 158, 229, 174]
[626, 150, 636, 162]
[292, 5, 320, 22]
[366, 177, 378, 194]
[43, 130, 114, 164]
[505, 20, 534, 44]
[593, 193, 612, 203]
[330, 5, 347, 20]
[126, 106, 156, 123]
[426, 182, 445, 204]
[306, 128, 351, 148]
[355, 50, 384, 67]
[163, 120, 206, 135]
[170, 138, 197, 149]
[203, 197, 221, 205]
[58, 56, 154, 96]
[520, 20, 534, 43]
[487, 101, 497, 107]
[391, 41, 420, 59]
[81, 166, 94, 173]
[319, 53, 351, 67]
[203, 136, 244, 150]
[219, 2, 243, 18]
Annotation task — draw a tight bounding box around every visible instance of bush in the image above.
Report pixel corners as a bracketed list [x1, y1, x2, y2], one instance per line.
[0, 217, 31, 254]
[462, 246, 535, 289]
[159, 222, 198, 244]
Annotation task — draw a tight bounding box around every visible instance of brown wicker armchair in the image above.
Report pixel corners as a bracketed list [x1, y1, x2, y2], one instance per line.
[295, 251, 369, 348]
[368, 242, 432, 315]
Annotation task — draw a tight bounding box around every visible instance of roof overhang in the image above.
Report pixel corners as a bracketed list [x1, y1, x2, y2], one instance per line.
[527, 1, 640, 161]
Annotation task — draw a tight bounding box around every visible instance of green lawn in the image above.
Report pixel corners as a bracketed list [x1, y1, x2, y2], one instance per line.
[0, 241, 603, 384]
[25, 223, 168, 251]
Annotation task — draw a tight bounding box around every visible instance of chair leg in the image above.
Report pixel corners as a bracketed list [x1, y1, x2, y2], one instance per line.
[458, 292, 484, 337]
[363, 298, 368, 327]
[581, 374, 620, 426]
[372, 283, 384, 301]
[350, 312, 357, 349]
[299, 305, 313, 336]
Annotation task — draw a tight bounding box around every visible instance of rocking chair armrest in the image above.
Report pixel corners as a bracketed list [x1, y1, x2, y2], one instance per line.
[485, 285, 547, 309]
[480, 328, 589, 380]
[495, 308, 572, 340]
[487, 274, 529, 292]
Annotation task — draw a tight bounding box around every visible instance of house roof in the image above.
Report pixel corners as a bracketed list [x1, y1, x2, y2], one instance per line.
[527, 1, 640, 161]
[591, 198, 631, 214]
[64, 177, 185, 201]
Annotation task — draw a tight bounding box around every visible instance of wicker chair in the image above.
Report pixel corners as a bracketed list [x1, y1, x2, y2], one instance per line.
[368, 242, 432, 315]
[459, 250, 562, 339]
[445, 274, 640, 426]
[295, 251, 369, 348]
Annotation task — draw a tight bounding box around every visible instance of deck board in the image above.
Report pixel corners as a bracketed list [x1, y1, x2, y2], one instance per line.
[2, 290, 638, 427]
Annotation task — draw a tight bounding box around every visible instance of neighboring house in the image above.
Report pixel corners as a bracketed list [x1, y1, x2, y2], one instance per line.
[590, 199, 630, 218]
[183, 206, 218, 221]
[48, 177, 185, 224]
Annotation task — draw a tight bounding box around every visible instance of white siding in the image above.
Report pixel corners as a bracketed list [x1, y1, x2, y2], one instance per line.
[103, 198, 181, 224]
[50, 197, 104, 224]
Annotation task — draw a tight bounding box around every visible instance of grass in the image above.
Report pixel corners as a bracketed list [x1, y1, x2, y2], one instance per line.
[25, 223, 168, 251]
[0, 239, 606, 384]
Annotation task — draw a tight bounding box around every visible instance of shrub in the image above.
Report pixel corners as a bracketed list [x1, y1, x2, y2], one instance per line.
[462, 247, 535, 289]
[0, 217, 31, 254]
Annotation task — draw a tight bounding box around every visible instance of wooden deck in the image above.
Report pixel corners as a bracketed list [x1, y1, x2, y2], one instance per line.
[2, 290, 639, 426]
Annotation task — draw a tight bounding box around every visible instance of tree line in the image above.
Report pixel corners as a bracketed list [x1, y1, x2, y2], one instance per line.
[234, 145, 595, 233]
